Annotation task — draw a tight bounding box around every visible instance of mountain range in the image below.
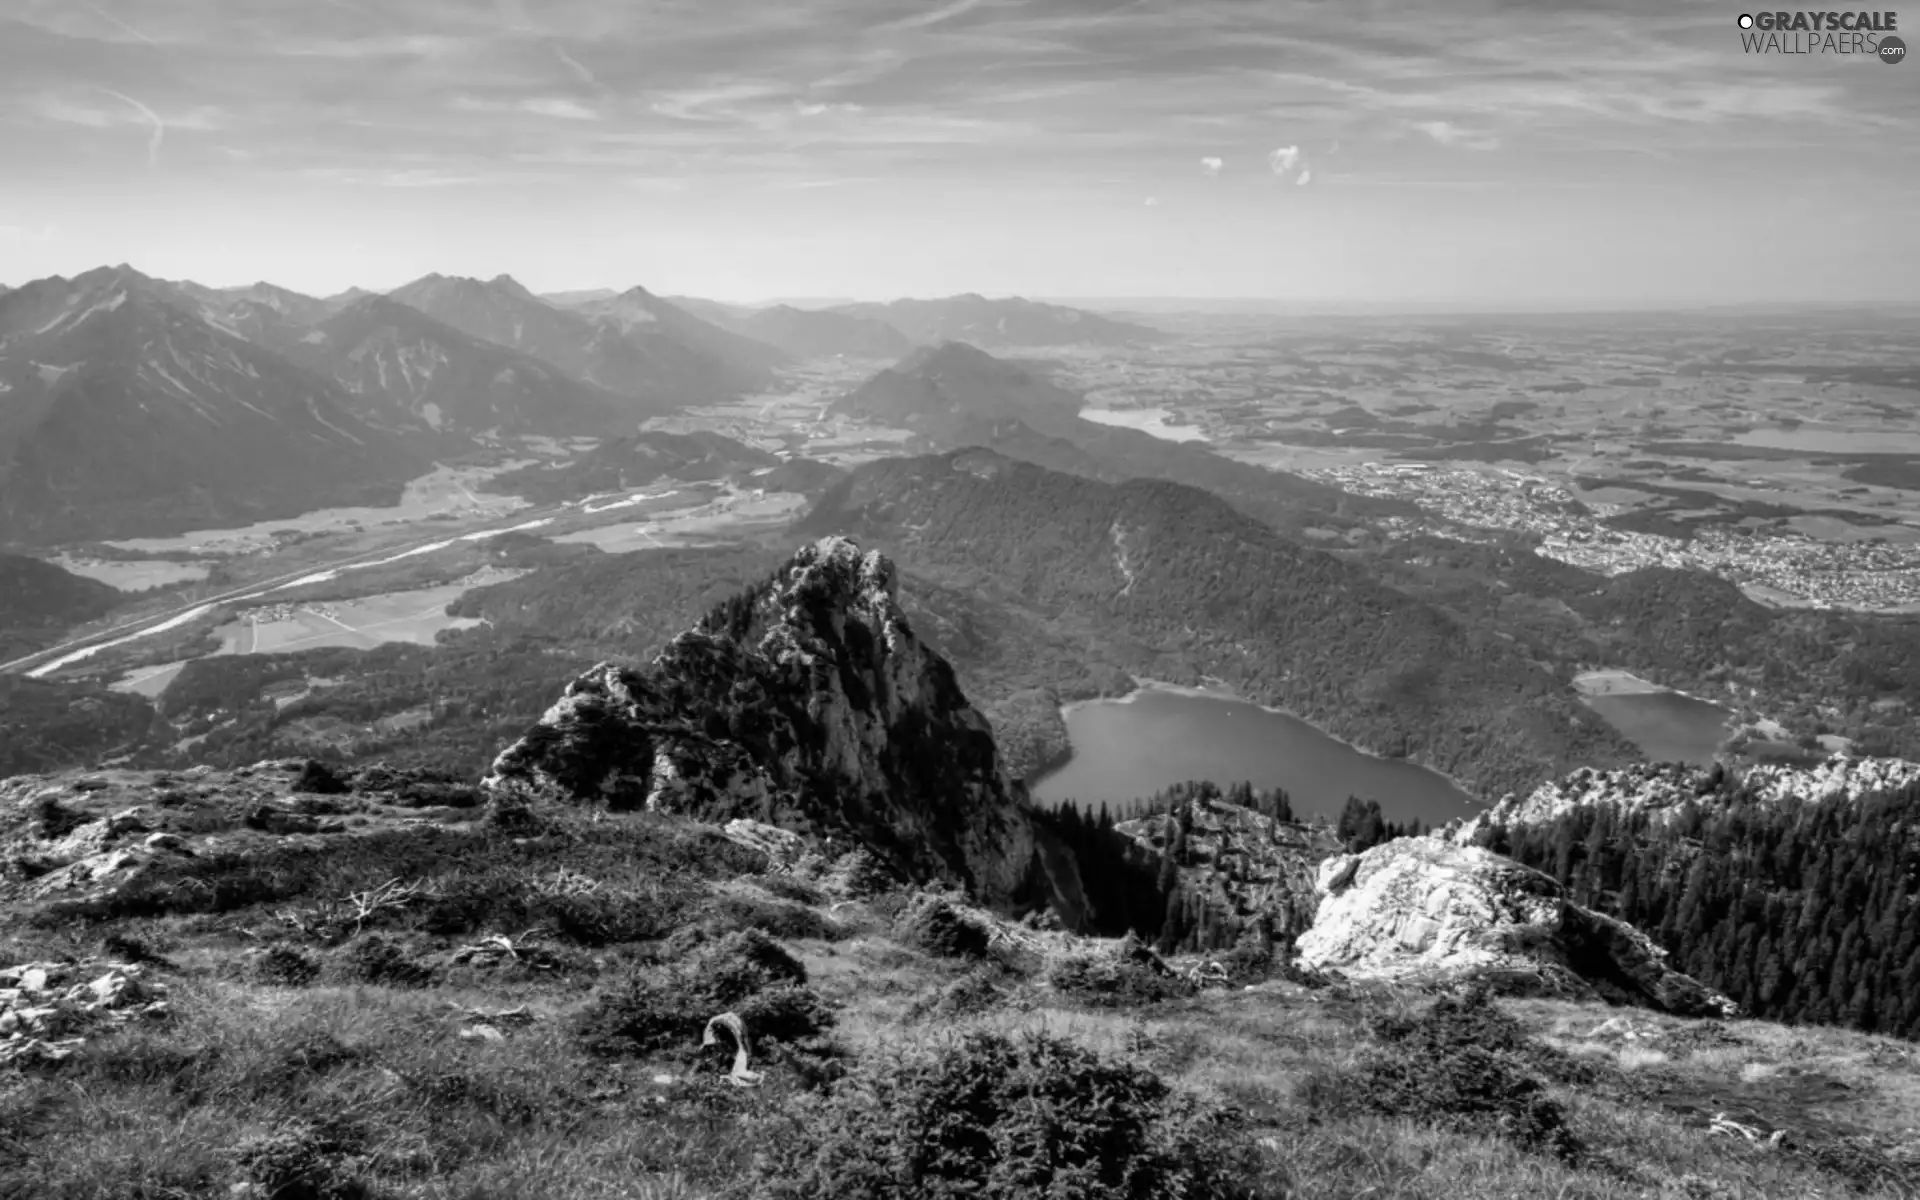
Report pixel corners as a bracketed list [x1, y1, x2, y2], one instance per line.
[832, 293, 1169, 348]
[0, 266, 423, 542]
[284, 294, 647, 439]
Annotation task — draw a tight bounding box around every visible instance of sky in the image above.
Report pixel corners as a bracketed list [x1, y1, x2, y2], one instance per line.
[1, 0, 1916, 306]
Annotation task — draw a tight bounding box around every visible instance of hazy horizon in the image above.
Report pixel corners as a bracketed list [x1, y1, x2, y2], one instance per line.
[5, 0, 1917, 306]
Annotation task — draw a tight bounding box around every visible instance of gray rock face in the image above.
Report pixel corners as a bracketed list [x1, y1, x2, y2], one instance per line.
[1296, 838, 1736, 1017]
[483, 535, 1080, 917]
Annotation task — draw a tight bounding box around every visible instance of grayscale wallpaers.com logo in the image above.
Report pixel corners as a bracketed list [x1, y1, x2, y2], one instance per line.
[1737, 10, 1904, 58]
[1743, 11, 1904, 57]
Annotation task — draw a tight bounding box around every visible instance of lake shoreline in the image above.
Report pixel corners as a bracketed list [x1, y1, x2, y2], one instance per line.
[1035, 674, 1492, 812]
[1572, 667, 1739, 712]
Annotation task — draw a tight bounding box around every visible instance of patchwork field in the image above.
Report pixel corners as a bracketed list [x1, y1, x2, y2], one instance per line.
[214, 584, 486, 656]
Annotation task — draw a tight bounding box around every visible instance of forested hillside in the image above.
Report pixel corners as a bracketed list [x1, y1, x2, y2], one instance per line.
[1488, 777, 1920, 1038]
[0, 554, 122, 661]
[800, 450, 1637, 799]
[1369, 535, 1920, 758]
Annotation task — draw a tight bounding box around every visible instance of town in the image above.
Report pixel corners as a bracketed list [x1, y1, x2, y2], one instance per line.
[1306, 463, 1920, 612]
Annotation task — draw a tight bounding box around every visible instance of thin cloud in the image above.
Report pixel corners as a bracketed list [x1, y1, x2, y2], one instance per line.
[552, 44, 609, 95]
[1144, 195, 1158, 206]
[98, 88, 165, 165]
[1296, 168, 1311, 186]
[76, 0, 160, 47]
[1268, 145, 1301, 175]
[1199, 155, 1223, 176]
[876, 0, 989, 33]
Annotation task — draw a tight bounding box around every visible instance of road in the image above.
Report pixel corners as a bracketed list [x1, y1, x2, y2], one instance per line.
[1, 509, 564, 678]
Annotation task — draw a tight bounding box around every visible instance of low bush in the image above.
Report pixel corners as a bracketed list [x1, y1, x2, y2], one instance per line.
[891, 893, 991, 959]
[715, 895, 847, 943]
[743, 1030, 1284, 1199]
[343, 934, 436, 988]
[231, 1115, 373, 1200]
[1046, 937, 1195, 1009]
[1304, 984, 1581, 1160]
[257, 944, 322, 987]
[574, 930, 830, 1063]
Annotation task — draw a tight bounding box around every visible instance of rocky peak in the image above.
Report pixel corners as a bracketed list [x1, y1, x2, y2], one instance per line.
[1296, 837, 1736, 1016]
[482, 536, 1079, 917]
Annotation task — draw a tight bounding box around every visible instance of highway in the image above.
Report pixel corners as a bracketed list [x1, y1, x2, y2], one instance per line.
[1, 511, 563, 678]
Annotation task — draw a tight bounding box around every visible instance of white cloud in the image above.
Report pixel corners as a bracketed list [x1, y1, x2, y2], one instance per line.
[1296, 168, 1311, 186]
[1412, 120, 1499, 150]
[1199, 155, 1223, 176]
[1144, 196, 1159, 206]
[521, 97, 598, 120]
[1267, 144, 1301, 174]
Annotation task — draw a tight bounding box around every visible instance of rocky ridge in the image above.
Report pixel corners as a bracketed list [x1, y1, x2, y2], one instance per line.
[1446, 754, 1920, 846]
[1112, 795, 1338, 943]
[1297, 837, 1737, 1016]
[482, 535, 1084, 918]
[0, 759, 485, 911]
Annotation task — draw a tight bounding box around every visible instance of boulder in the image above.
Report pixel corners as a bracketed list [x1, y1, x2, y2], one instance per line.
[1296, 837, 1735, 1017]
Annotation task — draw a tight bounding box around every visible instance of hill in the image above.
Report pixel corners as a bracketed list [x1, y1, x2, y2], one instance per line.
[835, 343, 1414, 536]
[797, 450, 1637, 799]
[723, 304, 913, 360]
[386, 274, 771, 406]
[831, 341, 1082, 436]
[0, 555, 122, 661]
[571, 286, 789, 376]
[832, 293, 1169, 347]
[486, 430, 783, 503]
[287, 295, 651, 438]
[1365, 539, 1920, 760]
[0, 266, 424, 543]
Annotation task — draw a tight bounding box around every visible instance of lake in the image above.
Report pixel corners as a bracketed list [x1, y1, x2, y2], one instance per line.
[1580, 691, 1732, 765]
[1077, 406, 1209, 443]
[1730, 428, 1920, 455]
[1029, 686, 1484, 826]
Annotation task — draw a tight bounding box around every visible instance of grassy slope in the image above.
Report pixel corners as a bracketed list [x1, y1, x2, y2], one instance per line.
[4, 781, 1917, 1199]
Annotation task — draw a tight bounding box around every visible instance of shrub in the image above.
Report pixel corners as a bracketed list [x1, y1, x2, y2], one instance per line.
[1306, 985, 1581, 1160]
[575, 930, 829, 1062]
[1046, 938, 1195, 1009]
[231, 1116, 372, 1200]
[343, 934, 435, 988]
[744, 1030, 1282, 1199]
[757, 875, 827, 906]
[716, 895, 846, 943]
[891, 893, 990, 959]
[292, 759, 352, 795]
[31, 794, 91, 839]
[903, 968, 1007, 1023]
[257, 944, 322, 987]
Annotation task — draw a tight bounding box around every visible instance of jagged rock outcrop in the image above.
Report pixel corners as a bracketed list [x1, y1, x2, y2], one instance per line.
[1446, 754, 1920, 846]
[1296, 838, 1736, 1017]
[1113, 797, 1339, 944]
[483, 536, 1082, 918]
[0, 759, 485, 909]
